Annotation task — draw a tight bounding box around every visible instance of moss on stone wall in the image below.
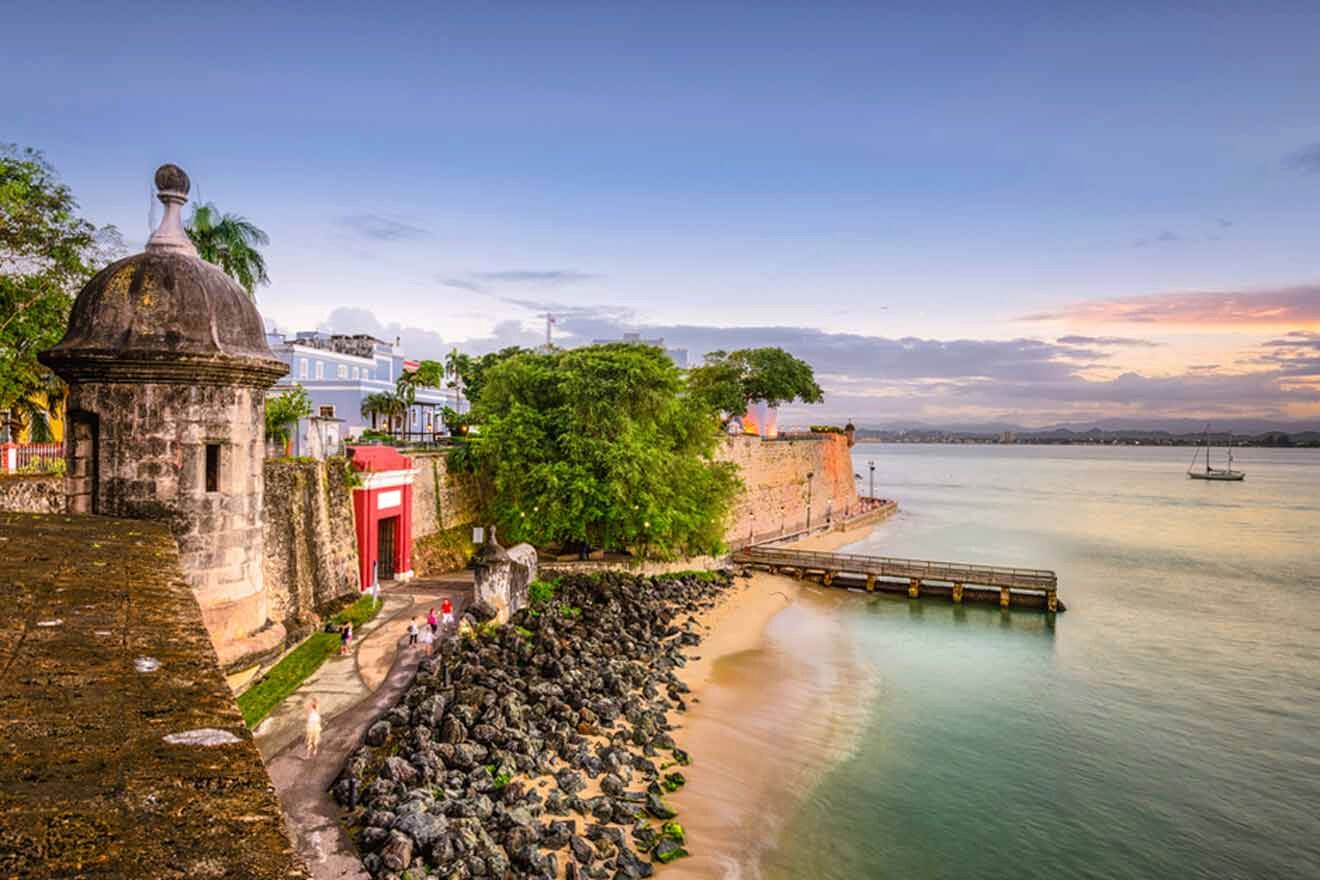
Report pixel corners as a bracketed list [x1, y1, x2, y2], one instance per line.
[262, 456, 359, 635]
[412, 524, 477, 576]
[0, 513, 306, 878]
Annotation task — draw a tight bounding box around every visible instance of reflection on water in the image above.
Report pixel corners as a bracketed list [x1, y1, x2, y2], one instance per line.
[760, 445, 1320, 880]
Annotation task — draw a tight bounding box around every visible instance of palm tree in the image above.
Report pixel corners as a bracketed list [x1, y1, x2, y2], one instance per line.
[185, 202, 270, 297]
[4, 372, 63, 443]
[361, 391, 405, 433]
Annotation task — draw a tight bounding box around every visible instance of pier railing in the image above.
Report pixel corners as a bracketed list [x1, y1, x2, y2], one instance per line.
[734, 544, 1061, 611]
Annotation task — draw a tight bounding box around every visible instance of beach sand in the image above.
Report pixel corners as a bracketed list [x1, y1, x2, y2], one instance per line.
[663, 525, 879, 879]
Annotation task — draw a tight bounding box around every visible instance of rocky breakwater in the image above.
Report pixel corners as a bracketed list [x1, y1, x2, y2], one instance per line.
[333, 570, 733, 879]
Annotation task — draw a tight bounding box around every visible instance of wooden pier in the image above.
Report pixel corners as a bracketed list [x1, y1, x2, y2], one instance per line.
[733, 545, 1063, 612]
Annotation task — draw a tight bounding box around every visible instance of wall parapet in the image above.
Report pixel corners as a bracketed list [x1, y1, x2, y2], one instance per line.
[0, 513, 305, 879]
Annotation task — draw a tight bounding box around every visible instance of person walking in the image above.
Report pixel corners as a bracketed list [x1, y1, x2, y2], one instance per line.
[304, 699, 322, 758]
[427, 607, 438, 635]
[339, 620, 353, 656]
[407, 617, 419, 646]
[441, 597, 454, 632]
[419, 624, 435, 656]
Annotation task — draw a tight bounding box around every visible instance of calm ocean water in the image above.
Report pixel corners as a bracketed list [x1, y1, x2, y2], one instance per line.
[762, 443, 1320, 880]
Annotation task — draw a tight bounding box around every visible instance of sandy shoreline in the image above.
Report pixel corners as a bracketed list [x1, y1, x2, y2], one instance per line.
[664, 523, 879, 878]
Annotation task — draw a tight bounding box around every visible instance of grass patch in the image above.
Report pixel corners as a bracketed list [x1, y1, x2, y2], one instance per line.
[236, 595, 383, 728]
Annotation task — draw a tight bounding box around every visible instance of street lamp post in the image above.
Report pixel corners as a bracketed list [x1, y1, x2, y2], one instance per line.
[868, 461, 876, 499]
[805, 471, 815, 532]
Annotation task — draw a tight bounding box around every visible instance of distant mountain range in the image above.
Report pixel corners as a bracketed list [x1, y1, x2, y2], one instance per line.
[850, 417, 1320, 436]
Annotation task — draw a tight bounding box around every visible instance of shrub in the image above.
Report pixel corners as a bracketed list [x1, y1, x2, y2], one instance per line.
[528, 578, 557, 606]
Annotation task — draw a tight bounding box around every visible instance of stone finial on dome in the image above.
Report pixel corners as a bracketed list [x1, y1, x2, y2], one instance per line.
[146, 163, 199, 257]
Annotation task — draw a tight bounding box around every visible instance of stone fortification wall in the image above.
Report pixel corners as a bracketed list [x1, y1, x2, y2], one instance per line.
[262, 457, 360, 635]
[410, 450, 480, 538]
[0, 512, 305, 879]
[0, 475, 63, 514]
[716, 433, 861, 546]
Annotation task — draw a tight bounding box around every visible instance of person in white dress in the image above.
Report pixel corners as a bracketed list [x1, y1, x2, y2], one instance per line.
[304, 699, 322, 758]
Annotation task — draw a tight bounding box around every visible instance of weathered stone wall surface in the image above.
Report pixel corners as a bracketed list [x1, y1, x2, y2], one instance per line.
[262, 457, 360, 633]
[716, 433, 861, 546]
[411, 451, 480, 539]
[67, 381, 274, 655]
[473, 540, 538, 623]
[0, 512, 306, 879]
[541, 554, 730, 577]
[0, 474, 63, 514]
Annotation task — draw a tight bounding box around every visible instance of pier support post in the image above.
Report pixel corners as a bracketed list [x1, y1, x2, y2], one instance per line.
[908, 578, 921, 599]
[1047, 592, 1058, 613]
[823, 571, 834, 586]
[952, 583, 964, 604]
[865, 574, 875, 593]
[1000, 587, 1011, 608]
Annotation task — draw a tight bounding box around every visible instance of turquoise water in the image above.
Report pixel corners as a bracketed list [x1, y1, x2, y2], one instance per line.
[763, 444, 1320, 880]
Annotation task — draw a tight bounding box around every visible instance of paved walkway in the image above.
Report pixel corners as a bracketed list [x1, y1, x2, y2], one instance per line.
[259, 574, 471, 878]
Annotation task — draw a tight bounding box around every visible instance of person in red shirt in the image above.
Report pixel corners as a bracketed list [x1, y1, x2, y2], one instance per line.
[441, 597, 454, 631]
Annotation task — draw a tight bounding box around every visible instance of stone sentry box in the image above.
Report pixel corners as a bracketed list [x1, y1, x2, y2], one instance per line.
[39, 165, 289, 663]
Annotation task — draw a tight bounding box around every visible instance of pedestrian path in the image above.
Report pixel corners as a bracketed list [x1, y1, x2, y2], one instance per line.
[257, 574, 471, 878]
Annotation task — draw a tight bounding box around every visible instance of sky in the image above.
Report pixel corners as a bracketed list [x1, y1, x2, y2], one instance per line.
[7, 1, 1320, 428]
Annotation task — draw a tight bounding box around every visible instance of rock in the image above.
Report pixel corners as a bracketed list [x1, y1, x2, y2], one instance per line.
[599, 773, 625, 797]
[556, 769, 586, 794]
[393, 811, 448, 848]
[440, 715, 468, 744]
[614, 844, 654, 878]
[569, 834, 596, 865]
[382, 756, 419, 784]
[652, 837, 688, 864]
[365, 720, 391, 747]
[645, 792, 677, 820]
[380, 830, 414, 872]
[469, 599, 498, 622]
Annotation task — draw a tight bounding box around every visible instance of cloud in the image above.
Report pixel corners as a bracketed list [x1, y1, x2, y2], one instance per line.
[442, 278, 488, 293]
[338, 214, 430, 241]
[470, 270, 599, 286]
[1056, 335, 1161, 348]
[495, 296, 638, 325]
[1133, 230, 1181, 248]
[1285, 144, 1320, 174]
[302, 306, 1320, 427]
[1251, 331, 1320, 378]
[1021, 284, 1320, 327]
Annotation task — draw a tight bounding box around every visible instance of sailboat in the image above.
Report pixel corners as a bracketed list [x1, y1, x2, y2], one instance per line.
[1188, 428, 1245, 481]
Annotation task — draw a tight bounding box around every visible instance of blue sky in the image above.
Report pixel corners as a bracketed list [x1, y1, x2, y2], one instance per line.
[7, 2, 1320, 426]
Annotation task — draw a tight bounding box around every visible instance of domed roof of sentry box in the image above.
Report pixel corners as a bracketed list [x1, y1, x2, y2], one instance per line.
[39, 164, 287, 387]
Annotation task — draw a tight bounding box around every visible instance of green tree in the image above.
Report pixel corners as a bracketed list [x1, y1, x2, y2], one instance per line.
[446, 346, 526, 407]
[265, 385, 312, 447]
[185, 202, 270, 297]
[465, 343, 740, 557]
[361, 391, 406, 433]
[687, 347, 824, 415]
[0, 144, 122, 439]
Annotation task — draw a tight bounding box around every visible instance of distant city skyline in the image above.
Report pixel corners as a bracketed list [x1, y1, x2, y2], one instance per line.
[7, 2, 1319, 426]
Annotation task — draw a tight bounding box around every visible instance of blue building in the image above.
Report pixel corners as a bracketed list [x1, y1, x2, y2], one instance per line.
[266, 330, 457, 441]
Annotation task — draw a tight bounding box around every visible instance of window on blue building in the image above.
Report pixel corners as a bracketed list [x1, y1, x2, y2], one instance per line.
[315, 361, 324, 380]
[298, 358, 308, 379]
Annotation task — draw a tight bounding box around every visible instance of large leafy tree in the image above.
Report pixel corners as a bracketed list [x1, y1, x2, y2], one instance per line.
[687, 347, 824, 415]
[0, 144, 122, 440]
[185, 202, 270, 297]
[464, 343, 740, 557]
[446, 346, 526, 405]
